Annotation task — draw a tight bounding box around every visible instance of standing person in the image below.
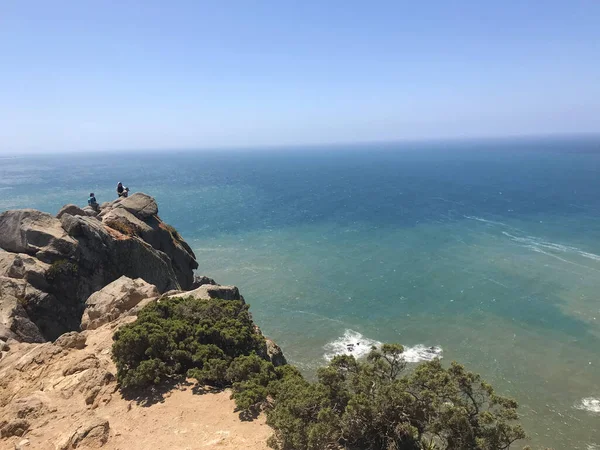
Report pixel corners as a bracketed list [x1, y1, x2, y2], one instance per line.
[116, 182, 124, 197]
[88, 193, 99, 211]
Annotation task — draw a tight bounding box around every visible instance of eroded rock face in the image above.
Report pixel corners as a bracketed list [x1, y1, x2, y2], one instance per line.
[80, 276, 159, 331]
[0, 276, 45, 343]
[265, 339, 287, 367]
[0, 193, 198, 341]
[0, 210, 77, 263]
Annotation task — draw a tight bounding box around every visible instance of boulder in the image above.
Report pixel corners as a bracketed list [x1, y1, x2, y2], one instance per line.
[9, 393, 51, 419]
[0, 209, 77, 263]
[191, 275, 218, 289]
[81, 206, 99, 217]
[0, 419, 29, 438]
[0, 252, 50, 291]
[265, 338, 287, 367]
[57, 204, 87, 219]
[54, 331, 87, 349]
[0, 276, 45, 343]
[56, 418, 110, 449]
[101, 207, 152, 237]
[113, 192, 158, 220]
[81, 276, 159, 330]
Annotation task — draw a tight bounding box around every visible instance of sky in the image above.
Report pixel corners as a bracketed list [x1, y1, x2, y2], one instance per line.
[1, 1, 599, 153]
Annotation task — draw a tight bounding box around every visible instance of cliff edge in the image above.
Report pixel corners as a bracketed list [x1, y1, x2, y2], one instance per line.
[0, 193, 198, 342]
[0, 194, 283, 449]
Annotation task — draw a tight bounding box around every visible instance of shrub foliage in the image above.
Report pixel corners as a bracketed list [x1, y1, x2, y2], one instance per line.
[112, 296, 270, 388]
[265, 344, 526, 450]
[45, 259, 78, 283]
[113, 300, 526, 450]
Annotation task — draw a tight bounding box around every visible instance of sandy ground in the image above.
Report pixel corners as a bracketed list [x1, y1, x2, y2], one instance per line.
[0, 318, 271, 450]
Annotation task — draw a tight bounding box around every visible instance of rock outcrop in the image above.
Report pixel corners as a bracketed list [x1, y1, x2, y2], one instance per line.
[80, 276, 159, 331]
[0, 209, 77, 263]
[166, 283, 244, 302]
[0, 194, 287, 449]
[0, 193, 198, 341]
[56, 204, 88, 219]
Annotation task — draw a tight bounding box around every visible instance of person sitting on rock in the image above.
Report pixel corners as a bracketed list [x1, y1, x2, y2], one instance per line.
[117, 182, 124, 197]
[88, 193, 99, 211]
[122, 187, 130, 198]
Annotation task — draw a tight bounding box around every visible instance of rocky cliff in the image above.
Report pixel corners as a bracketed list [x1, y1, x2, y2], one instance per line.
[0, 193, 198, 341]
[0, 194, 285, 449]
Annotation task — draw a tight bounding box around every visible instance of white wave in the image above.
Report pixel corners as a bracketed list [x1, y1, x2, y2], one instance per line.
[402, 344, 443, 362]
[323, 330, 442, 363]
[502, 232, 600, 266]
[464, 215, 508, 227]
[323, 330, 381, 361]
[576, 397, 600, 413]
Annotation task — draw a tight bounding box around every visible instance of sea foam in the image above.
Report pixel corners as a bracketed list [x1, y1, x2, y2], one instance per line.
[576, 397, 600, 413]
[323, 329, 442, 362]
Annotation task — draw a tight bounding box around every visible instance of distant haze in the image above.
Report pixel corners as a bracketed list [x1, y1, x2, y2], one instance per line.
[1, 1, 599, 153]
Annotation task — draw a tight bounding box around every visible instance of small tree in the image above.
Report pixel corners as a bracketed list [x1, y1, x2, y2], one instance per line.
[265, 345, 526, 450]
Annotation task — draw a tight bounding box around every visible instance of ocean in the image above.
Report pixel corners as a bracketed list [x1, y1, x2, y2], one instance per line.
[1, 136, 600, 448]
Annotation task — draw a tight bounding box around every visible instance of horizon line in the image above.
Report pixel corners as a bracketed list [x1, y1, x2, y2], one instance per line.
[1, 131, 599, 157]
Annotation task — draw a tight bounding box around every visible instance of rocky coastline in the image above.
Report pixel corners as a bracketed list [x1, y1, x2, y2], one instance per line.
[0, 193, 284, 448]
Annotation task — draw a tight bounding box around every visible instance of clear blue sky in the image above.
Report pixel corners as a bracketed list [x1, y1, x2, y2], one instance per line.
[1, 1, 599, 153]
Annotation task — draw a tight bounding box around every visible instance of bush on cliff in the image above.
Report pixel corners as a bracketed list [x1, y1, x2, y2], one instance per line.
[113, 300, 526, 450]
[112, 296, 271, 389]
[264, 344, 526, 450]
[45, 259, 78, 284]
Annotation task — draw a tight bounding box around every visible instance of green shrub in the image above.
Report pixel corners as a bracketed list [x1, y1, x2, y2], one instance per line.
[112, 297, 271, 392]
[265, 344, 526, 450]
[45, 259, 78, 283]
[113, 299, 526, 449]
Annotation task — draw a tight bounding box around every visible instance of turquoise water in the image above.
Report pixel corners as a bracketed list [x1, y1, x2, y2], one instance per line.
[2, 137, 600, 448]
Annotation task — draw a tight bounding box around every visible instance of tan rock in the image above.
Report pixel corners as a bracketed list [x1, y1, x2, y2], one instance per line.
[0, 419, 29, 438]
[15, 438, 30, 449]
[0, 209, 77, 263]
[56, 418, 110, 449]
[56, 204, 87, 219]
[9, 392, 50, 419]
[0, 252, 49, 291]
[80, 276, 159, 330]
[0, 276, 45, 343]
[109, 193, 158, 220]
[55, 332, 87, 350]
[167, 284, 243, 302]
